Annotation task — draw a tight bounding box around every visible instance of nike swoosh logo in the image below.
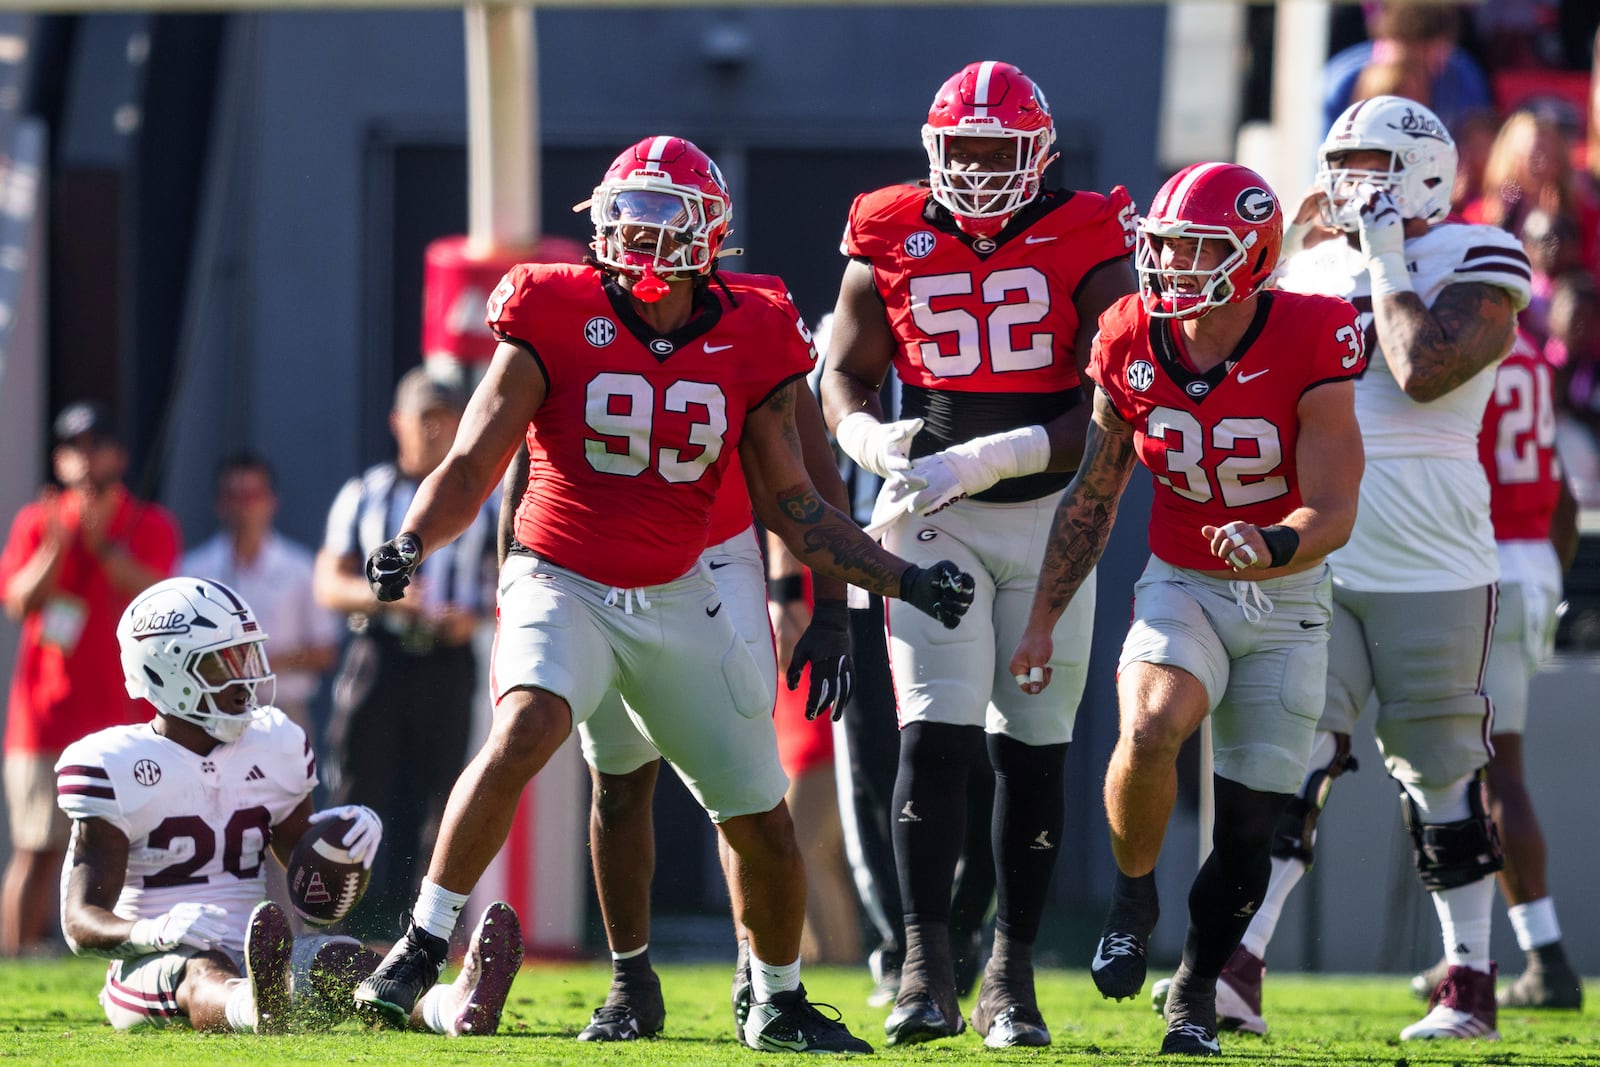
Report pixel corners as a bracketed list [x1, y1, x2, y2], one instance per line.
[1299, 619, 1323, 629]
[1024, 235, 1056, 245]
[1090, 944, 1117, 972]
[704, 343, 733, 354]
[1237, 369, 1269, 383]
[706, 603, 722, 617]
[708, 560, 731, 570]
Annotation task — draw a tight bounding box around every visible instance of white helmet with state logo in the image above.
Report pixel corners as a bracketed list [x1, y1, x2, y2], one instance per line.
[117, 577, 275, 743]
[1316, 95, 1458, 232]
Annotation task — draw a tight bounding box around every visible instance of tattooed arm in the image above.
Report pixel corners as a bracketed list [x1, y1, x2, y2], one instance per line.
[1008, 388, 1138, 691]
[1374, 281, 1515, 403]
[742, 378, 910, 600]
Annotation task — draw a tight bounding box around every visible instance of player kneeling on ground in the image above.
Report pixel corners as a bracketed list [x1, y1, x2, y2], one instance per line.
[57, 576, 522, 1035]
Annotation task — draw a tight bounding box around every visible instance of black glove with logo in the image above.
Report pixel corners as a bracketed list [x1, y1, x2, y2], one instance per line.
[365, 532, 422, 603]
[787, 599, 855, 722]
[901, 561, 976, 630]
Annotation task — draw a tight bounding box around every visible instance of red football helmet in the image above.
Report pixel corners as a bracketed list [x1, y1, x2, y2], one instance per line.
[590, 136, 733, 281]
[922, 61, 1056, 236]
[1136, 162, 1283, 319]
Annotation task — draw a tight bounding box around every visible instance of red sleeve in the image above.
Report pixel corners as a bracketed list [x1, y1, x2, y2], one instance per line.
[486, 262, 543, 345]
[1307, 296, 1366, 388]
[1086, 295, 1139, 414]
[1086, 185, 1139, 272]
[0, 504, 43, 588]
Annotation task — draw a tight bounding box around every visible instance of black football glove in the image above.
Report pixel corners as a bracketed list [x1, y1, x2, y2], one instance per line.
[901, 560, 976, 630]
[787, 599, 854, 722]
[365, 532, 422, 603]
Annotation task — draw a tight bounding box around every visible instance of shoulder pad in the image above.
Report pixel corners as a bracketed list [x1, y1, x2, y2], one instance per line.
[247, 709, 318, 800]
[1443, 223, 1533, 311]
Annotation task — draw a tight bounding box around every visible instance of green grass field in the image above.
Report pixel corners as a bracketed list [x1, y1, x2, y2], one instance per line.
[1, 956, 1592, 1064]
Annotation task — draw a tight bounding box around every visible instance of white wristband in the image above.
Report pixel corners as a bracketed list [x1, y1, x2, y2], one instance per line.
[127, 918, 165, 954]
[981, 425, 1052, 481]
[835, 411, 890, 478]
[1367, 250, 1413, 299]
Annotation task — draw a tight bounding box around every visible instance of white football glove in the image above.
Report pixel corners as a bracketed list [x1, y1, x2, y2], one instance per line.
[309, 804, 383, 869]
[1354, 183, 1411, 298]
[899, 426, 1052, 517]
[129, 902, 230, 953]
[833, 413, 925, 481]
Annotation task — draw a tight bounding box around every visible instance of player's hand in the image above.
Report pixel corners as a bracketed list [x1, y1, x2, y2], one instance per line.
[1204, 521, 1267, 572]
[309, 804, 383, 868]
[1355, 183, 1405, 262]
[900, 561, 975, 630]
[1008, 629, 1054, 695]
[839, 415, 925, 481]
[900, 445, 995, 517]
[132, 902, 230, 952]
[787, 599, 854, 721]
[365, 532, 422, 603]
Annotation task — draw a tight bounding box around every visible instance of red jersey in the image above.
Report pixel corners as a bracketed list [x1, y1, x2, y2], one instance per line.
[0, 490, 180, 754]
[489, 263, 813, 587]
[1091, 292, 1365, 572]
[1479, 330, 1561, 542]
[843, 183, 1134, 396]
[706, 454, 754, 546]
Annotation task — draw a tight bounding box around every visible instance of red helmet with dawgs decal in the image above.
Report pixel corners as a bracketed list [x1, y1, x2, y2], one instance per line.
[1136, 162, 1283, 319]
[590, 136, 733, 299]
[922, 60, 1057, 238]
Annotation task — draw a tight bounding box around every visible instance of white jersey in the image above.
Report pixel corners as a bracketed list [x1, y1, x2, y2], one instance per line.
[1278, 223, 1532, 592]
[56, 710, 316, 955]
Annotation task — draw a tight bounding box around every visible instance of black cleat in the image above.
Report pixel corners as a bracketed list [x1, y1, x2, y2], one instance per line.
[884, 989, 966, 1047]
[1092, 884, 1159, 1001]
[578, 968, 664, 1042]
[1161, 975, 1221, 1056]
[744, 985, 873, 1054]
[245, 902, 293, 1035]
[971, 997, 1050, 1048]
[731, 939, 752, 1043]
[353, 920, 448, 1028]
[1500, 943, 1584, 1010]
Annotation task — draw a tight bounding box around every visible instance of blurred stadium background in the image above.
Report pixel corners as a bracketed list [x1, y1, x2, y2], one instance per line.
[0, 0, 1593, 981]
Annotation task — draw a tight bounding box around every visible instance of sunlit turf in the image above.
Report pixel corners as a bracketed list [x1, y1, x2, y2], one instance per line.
[1, 955, 1591, 1064]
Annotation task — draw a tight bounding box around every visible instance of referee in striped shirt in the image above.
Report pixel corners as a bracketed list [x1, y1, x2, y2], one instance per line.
[313, 366, 497, 938]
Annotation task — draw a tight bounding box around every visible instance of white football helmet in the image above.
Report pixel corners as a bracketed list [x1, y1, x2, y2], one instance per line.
[118, 577, 274, 743]
[1316, 95, 1458, 232]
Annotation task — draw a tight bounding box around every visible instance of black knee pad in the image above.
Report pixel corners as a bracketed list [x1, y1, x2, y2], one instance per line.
[1269, 733, 1358, 867]
[1398, 770, 1505, 892]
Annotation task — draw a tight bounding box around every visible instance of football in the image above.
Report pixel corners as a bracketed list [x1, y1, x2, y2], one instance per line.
[286, 814, 371, 926]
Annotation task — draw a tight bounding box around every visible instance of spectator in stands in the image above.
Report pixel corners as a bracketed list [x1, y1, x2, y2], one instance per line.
[1464, 108, 1600, 270]
[1452, 111, 1508, 216]
[1546, 271, 1600, 503]
[313, 367, 496, 940]
[182, 453, 340, 739]
[1323, 2, 1492, 134]
[1519, 209, 1584, 344]
[0, 402, 179, 955]
[1350, 60, 1432, 113]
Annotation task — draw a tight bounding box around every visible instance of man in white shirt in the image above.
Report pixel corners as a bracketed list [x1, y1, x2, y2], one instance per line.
[182, 454, 340, 736]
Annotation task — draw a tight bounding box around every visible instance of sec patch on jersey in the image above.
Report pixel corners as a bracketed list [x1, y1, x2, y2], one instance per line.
[286, 815, 370, 926]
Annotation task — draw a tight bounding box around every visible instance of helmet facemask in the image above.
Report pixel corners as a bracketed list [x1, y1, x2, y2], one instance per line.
[174, 638, 274, 743]
[1136, 222, 1258, 320]
[1316, 149, 1410, 232]
[922, 125, 1053, 229]
[590, 180, 726, 282]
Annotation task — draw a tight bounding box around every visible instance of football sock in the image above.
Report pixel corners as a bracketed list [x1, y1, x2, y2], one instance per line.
[986, 923, 1033, 984]
[613, 943, 649, 962]
[420, 984, 452, 1034]
[1508, 897, 1561, 952]
[413, 879, 469, 942]
[224, 977, 257, 1032]
[1433, 877, 1496, 973]
[1239, 856, 1304, 959]
[1182, 777, 1289, 980]
[749, 952, 800, 1001]
[612, 946, 654, 985]
[987, 733, 1067, 944]
[901, 918, 955, 996]
[892, 721, 980, 920]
